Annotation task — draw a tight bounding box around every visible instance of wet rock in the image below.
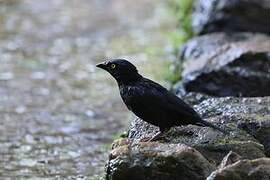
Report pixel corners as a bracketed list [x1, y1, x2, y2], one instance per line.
[106, 142, 214, 180]
[128, 120, 264, 167]
[104, 93, 270, 179]
[180, 32, 270, 97]
[111, 138, 130, 150]
[218, 151, 242, 169]
[207, 158, 270, 180]
[128, 95, 268, 164]
[105, 94, 269, 178]
[180, 32, 265, 61]
[192, 0, 270, 35]
[238, 120, 270, 157]
[191, 95, 270, 157]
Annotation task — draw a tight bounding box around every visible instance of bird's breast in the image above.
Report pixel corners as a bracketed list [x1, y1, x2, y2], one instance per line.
[119, 85, 141, 110]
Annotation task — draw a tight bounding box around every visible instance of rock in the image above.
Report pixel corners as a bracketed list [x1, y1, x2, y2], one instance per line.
[111, 138, 131, 150]
[207, 158, 270, 180]
[105, 94, 269, 178]
[179, 32, 270, 97]
[238, 120, 270, 157]
[218, 151, 242, 169]
[106, 142, 215, 180]
[128, 119, 264, 166]
[192, 0, 270, 35]
[180, 32, 265, 61]
[190, 95, 270, 157]
[105, 93, 270, 179]
[128, 95, 268, 164]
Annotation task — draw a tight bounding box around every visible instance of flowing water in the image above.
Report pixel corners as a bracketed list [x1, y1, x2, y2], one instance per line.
[0, 0, 177, 179]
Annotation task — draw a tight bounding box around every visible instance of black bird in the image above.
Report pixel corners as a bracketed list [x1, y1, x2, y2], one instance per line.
[96, 59, 228, 141]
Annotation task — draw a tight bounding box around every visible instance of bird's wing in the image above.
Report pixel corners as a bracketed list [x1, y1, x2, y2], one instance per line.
[133, 78, 202, 122]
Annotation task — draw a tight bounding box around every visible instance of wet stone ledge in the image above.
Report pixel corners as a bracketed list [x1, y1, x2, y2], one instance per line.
[105, 94, 270, 180]
[179, 32, 270, 97]
[192, 0, 270, 35]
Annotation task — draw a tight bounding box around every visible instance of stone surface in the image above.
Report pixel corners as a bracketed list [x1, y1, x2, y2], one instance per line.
[238, 120, 270, 157]
[128, 95, 267, 165]
[179, 33, 270, 97]
[207, 158, 270, 180]
[105, 94, 270, 179]
[190, 95, 270, 157]
[218, 151, 242, 169]
[192, 0, 270, 35]
[106, 142, 214, 180]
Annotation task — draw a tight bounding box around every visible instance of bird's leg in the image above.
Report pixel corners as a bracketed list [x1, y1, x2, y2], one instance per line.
[144, 128, 169, 142]
[140, 131, 163, 142]
[139, 128, 170, 142]
[147, 131, 163, 142]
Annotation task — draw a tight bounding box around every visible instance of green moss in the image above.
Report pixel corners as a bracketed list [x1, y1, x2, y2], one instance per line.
[161, 0, 194, 83]
[112, 131, 128, 140]
[168, 0, 194, 50]
[214, 138, 262, 147]
[100, 131, 128, 152]
[164, 61, 182, 84]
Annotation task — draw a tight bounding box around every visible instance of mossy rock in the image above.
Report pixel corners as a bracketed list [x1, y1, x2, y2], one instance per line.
[106, 95, 269, 179]
[106, 142, 214, 180]
[208, 158, 270, 180]
[129, 117, 265, 166]
[128, 95, 269, 164]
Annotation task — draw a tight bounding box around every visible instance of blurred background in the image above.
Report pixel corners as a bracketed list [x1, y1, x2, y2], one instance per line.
[0, 0, 182, 179]
[1, 0, 270, 179]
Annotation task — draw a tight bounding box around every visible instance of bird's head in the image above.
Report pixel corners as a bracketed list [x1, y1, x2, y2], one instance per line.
[96, 59, 142, 84]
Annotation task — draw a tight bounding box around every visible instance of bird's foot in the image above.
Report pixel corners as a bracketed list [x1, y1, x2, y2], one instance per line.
[139, 137, 152, 142]
[139, 132, 163, 142]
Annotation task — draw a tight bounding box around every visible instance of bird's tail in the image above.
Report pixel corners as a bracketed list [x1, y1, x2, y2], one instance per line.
[197, 120, 229, 135]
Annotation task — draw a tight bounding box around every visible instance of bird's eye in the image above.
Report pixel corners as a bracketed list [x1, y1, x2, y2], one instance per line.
[111, 64, 116, 69]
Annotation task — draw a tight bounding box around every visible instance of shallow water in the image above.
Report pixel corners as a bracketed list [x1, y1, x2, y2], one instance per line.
[0, 0, 176, 179]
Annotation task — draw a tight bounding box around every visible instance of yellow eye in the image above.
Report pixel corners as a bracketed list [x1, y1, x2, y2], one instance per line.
[111, 64, 116, 69]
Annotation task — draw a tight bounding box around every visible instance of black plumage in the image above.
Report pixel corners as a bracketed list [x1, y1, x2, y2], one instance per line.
[96, 59, 228, 141]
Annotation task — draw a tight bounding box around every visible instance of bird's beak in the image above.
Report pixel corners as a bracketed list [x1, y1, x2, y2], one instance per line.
[96, 61, 108, 70]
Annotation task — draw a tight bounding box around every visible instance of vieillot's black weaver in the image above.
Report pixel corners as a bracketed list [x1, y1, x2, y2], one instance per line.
[96, 59, 228, 141]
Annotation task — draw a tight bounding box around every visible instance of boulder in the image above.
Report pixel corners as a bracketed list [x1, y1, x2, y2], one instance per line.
[207, 158, 270, 180]
[129, 93, 270, 162]
[238, 120, 270, 157]
[179, 33, 270, 97]
[106, 142, 214, 180]
[105, 94, 269, 179]
[218, 151, 242, 169]
[128, 95, 267, 164]
[188, 95, 270, 157]
[192, 0, 270, 35]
